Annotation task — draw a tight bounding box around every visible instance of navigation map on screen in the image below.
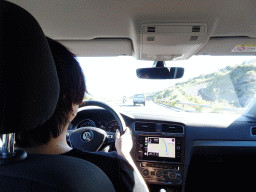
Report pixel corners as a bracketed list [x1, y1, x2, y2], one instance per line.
[147, 137, 175, 158]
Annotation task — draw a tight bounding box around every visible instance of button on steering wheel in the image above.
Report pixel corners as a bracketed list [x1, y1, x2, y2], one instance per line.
[69, 101, 125, 152]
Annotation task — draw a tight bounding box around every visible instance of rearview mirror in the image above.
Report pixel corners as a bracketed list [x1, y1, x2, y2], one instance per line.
[136, 67, 184, 79]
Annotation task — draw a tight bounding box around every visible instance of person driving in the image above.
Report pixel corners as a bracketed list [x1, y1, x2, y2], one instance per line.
[15, 37, 149, 192]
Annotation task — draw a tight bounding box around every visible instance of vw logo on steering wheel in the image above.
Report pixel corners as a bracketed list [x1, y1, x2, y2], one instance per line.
[82, 130, 93, 142]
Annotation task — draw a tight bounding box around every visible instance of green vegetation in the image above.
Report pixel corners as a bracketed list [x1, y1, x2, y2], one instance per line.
[83, 94, 94, 101]
[148, 59, 256, 113]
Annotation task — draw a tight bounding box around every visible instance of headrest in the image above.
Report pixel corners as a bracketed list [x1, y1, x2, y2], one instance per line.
[0, 2, 59, 134]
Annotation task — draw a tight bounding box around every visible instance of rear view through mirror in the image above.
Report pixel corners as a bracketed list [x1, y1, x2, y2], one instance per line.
[136, 67, 184, 79]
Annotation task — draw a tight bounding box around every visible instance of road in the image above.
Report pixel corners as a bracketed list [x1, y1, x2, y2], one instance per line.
[111, 100, 179, 114]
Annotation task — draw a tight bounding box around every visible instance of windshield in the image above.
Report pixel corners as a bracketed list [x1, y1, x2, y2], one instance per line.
[78, 56, 256, 114]
[134, 95, 145, 98]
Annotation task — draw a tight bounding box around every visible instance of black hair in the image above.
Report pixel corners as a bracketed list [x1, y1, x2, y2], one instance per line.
[16, 37, 87, 148]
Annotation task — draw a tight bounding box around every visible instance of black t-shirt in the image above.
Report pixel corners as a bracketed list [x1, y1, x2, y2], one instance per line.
[61, 148, 146, 192]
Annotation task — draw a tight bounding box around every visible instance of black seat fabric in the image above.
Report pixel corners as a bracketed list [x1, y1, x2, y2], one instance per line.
[0, 2, 115, 191]
[1, 1, 59, 133]
[0, 153, 115, 192]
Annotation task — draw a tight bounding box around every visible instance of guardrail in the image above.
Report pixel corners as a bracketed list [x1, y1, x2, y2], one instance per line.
[153, 101, 183, 112]
[155, 99, 244, 113]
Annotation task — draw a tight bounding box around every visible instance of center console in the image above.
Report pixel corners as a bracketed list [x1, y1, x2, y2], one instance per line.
[135, 134, 185, 187]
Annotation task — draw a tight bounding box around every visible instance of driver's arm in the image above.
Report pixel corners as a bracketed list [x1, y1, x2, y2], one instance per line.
[115, 129, 149, 192]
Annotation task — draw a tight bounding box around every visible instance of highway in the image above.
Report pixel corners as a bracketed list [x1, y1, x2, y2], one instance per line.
[113, 100, 180, 114]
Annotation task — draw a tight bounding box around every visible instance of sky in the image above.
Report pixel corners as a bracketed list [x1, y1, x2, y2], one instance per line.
[78, 56, 254, 99]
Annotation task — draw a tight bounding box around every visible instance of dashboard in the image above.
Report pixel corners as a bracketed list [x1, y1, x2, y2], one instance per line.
[76, 119, 120, 132]
[70, 108, 122, 132]
[71, 107, 256, 192]
[134, 121, 185, 190]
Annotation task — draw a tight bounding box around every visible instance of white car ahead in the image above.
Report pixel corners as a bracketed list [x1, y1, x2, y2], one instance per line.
[133, 94, 146, 106]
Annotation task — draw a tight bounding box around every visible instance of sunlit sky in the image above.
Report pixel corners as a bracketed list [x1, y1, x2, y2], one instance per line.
[77, 56, 254, 99]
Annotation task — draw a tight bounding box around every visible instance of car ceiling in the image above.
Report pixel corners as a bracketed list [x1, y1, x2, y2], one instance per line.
[8, 0, 256, 58]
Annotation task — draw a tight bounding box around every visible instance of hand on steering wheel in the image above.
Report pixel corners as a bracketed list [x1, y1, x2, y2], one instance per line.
[115, 128, 133, 157]
[70, 100, 126, 152]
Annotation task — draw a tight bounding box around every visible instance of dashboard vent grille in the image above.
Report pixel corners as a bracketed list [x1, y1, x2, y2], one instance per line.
[135, 122, 156, 132]
[162, 124, 184, 133]
[251, 127, 256, 135]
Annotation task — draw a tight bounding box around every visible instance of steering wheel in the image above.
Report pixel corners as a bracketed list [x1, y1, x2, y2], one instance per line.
[69, 101, 126, 152]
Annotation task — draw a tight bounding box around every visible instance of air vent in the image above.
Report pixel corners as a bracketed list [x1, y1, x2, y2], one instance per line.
[162, 124, 184, 133]
[192, 26, 200, 32]
[135, 122, 156, 132]
[251, 127, 256, 135]
[147, 27, 156, 32]
[190, 36, 198, 41]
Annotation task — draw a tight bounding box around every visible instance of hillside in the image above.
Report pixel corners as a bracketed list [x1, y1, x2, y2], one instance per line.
[147, 59, 256, 113]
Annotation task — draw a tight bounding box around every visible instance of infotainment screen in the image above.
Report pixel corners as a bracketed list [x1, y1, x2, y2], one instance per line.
[138, 136, 181, 161]
[147, 137, 175, 158]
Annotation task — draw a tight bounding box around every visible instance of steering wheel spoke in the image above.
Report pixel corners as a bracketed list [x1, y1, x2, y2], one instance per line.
[70, 101, 126, 152]
[104, 132, 116, 145]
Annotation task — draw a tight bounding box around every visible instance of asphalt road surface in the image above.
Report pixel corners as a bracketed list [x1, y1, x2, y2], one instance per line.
[114, 100, 179, 114]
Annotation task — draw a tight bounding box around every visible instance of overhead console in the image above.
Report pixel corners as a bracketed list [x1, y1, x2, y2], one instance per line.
[140, 23, 208, 61]
[133, 121, 185, 191]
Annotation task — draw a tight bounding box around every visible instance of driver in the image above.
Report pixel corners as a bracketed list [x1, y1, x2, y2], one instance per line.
[15, 37, 149, 192]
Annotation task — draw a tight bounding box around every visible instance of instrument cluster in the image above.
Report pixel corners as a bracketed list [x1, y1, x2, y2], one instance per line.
[77, 119, 120, 132]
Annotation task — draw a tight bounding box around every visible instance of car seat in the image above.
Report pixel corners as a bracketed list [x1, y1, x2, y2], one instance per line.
[0, 2, 115, 192]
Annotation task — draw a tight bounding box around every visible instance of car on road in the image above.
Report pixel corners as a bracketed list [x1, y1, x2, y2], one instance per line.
[133, 94, 146, 106]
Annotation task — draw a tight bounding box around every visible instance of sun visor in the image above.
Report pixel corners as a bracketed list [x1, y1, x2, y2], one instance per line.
[140, 23, 208, 61]
[58, 39, 133, 57]
[196, 37, 256, 56]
